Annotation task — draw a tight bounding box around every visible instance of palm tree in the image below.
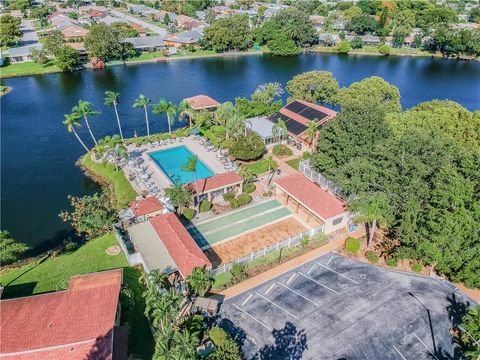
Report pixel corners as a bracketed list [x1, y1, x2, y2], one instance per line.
[72, 100, 100, 146]
[185, 266, 214, 296]
[265, 155, 277, 188]
[148, 269, 168, 289]
[177, 100, 191, 127]
[351, 194, 391, 247]
[173, 329, 198, 360]
[153, 99, 177, 135]
[182, 156, 199, 206]
[96, 134, 122, 160]
[113, 143, 128, 171]
[272, 118, 287, 143]
[133, 95, 152, 139]
[63, 113, 90, 152]
[104, 91, 124, 141]
[305, 119, 318, 148]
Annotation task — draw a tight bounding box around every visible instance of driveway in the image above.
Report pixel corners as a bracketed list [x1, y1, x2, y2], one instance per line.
[110, 9, 167, 36]
[20, 20, 38, 46]
[217, 253, 476, 360]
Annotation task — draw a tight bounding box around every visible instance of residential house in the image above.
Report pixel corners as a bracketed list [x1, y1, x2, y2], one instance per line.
[310, 15, 326, 32]
[163, 31, 202, 47]
[128, 4, 156, 17]
[8, 43, 43, 63]
[49, 12, 71, 27]
[57, 20, 89, 40]
[99, 15, 124, 25]
[318, 33, 340, 46]
[186, 171, 243, 205]
[131, 23, 147, 36]
[86, 9, 108, 20]
[119, 195, 167, 225]
[183, 94, 220, 111]
[0, 269, 126, 360]
[79, 5, 107, 15]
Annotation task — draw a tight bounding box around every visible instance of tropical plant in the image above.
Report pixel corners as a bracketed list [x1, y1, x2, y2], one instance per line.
[133, 95, 152, 139]
[459, 307, 480, 360]
[113, 143, 128, 171]
[96, 134, 122, 159]
[153, 99, 177, 135]
[228, 132, 265, 161]
[239, 166, 256, 185]
[182, 156, 199, 205]
[177, 100, 191, 127]
[165, 183, 192, 212]
[0, 230, 29, 263]
[63, 113, 90, 152]
[265, 155, 276, 187]
[72, 100, 100, 145]
[305, 119, 318, 148]
[272, 118, 287, 143]
[185, 266, 214, 296]
[104, 91, 123, 141]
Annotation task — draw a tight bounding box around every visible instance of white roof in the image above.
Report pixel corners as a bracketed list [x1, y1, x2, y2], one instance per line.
[246, 116, 276, 138]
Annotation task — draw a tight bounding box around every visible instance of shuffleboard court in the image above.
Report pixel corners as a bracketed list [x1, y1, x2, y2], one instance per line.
[195, 199, 282, 233]
[188, 200, 292, 248]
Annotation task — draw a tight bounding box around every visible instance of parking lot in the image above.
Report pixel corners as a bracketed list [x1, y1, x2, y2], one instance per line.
[218, 253, 476, 359]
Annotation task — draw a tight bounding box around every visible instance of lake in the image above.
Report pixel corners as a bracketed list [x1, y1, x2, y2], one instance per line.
[1, 53, 479, 252]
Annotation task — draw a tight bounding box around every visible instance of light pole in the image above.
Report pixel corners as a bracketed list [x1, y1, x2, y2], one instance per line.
[408, 292, 437, 356]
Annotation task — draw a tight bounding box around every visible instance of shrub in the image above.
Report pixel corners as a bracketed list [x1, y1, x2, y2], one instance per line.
[230, 263, 248, 284]
[302, 151, 312, 160]
[411, 262, 422, 273]
[385, 257, 398, 267]
[300, 236, 309, 247]
[64, 240, 77, 253]
[223, 191, 235, 201]
[182, 207, 195, 220]
[229, 198, 240, 209]
[228, 132, 265, 161]
[236, 193, 252, 206]
[208, 327, 229, 348]
[345, 237, 361, 253]
[272, 144, 293, 156]
[243, 183, 256, 194]
[350, 36, 363, 49]
[378, 44, 391, 55]
[211, 125, 226, 138]
[262, 191, 273, 197]
[200, 200, 212, 213]
[337, 39, 351, 53]
[365, 251, 379, 263]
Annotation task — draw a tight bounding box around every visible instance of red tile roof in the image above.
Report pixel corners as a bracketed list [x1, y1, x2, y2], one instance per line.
[0, 270, 122, 360]
[187, 171, 242, 194]
[149, 213, 211, 277]
[184, 95, 220, 110]
[129, 196, 163, 217]
[274, 174, 346, 220]
[131, 23, 147, 33]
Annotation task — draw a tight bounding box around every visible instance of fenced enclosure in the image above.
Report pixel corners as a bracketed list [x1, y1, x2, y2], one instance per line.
[299, 160, 348, 200]
[209, 225, 325, 276]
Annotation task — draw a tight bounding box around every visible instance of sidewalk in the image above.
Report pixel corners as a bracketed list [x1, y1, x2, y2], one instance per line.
[219, 236, 346, 299]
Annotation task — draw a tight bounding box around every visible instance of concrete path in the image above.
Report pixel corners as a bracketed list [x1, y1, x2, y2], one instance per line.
[110, 9, 167, 36]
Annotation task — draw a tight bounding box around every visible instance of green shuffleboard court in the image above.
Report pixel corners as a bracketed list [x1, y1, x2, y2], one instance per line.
[188, 200, 292, 249]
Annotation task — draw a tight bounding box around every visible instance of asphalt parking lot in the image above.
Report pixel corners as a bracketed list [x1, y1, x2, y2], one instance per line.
[217, 253, 476, 360]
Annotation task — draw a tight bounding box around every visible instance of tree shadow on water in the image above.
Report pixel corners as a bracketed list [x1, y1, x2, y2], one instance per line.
[256, 322, 308, 360]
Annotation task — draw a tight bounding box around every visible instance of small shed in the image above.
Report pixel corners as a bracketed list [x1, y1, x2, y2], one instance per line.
[193, 297, 219, 315]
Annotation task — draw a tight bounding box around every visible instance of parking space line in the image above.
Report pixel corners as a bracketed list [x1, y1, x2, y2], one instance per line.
[241, 294, 253, 306]
[255, 292, 299, 319]
[316, 263, 360, 284]
[278, 282, 320, 307]
[329, 345, 352, 358]
[392, 345, 407, 360]
[297, 272, 340, 295]
[286, 273, 297, 285]
[413, 332, 439, 360]
[265, 283, 276, 295]
[232, 304, 273, 331]
[326, 256, 334, 266]
[307, 263, 317, 275]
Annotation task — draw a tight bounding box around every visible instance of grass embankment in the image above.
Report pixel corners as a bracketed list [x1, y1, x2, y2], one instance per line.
[80, 152, 137, 209]
[286, 158, 301, 170]
[243, 158, 279, 175]
[314, 45, 433, 57]
[0, 233, 154, 358]
[0, 60, 61, 78]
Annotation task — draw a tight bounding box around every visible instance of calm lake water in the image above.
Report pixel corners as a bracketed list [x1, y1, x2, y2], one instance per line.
[1, 53, 480, 252]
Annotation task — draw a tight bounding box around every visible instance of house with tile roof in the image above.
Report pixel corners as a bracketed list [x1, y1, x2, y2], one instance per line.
[186, 171, 243, 205]
[0, 269, 126, 360]
[183, 94, 220, 111]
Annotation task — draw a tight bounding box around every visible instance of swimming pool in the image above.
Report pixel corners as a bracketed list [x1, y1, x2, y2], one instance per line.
[149, 146, 215, 184]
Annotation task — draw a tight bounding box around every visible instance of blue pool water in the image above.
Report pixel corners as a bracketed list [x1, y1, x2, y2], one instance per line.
[149, 146, 215, 184]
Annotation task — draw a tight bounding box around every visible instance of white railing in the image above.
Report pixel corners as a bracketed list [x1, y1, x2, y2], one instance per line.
[113, 225, 150, 271]
[209, 225, 325, 276]
[299, 160, 348, 200]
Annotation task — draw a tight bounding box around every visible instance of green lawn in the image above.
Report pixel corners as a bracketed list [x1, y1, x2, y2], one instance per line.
[170, 49, 218, 58]
[243, 158, 279, 175]
[0, 233, 128, 298]
[0, 61, 60, 78]
[80, 153, 137, 209]
[286, 158, 300, 171]
[125, 51, 165, 62]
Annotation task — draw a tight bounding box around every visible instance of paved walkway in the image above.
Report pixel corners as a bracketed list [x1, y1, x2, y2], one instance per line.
[219, 237, 346, 299]
[20, 20, 38, 46]
[110, 9, 167, 36]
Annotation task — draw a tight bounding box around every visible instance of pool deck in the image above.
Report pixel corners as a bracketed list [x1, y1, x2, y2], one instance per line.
[124, 136, 229, 196]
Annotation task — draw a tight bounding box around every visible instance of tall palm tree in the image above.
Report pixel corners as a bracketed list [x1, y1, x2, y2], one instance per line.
[305, 119, 319, 148]
[153, 99, 177, 135]
[133, 95, 152, 139]
[72, 100, 100, 145]
[96, 134, 122, 159]
[351, 194, 391, 247]
[185, 266, 213, 296]
[173, 329, 198, 360]
[104, 91, 124, 141]
[273, 118, 287, 143]
[63, 113, 89, 152]
[182, 156, 199, 205]
[113, 143, 128, 171]
[177, 100, 191, 127]
[266, 155, 276, 188]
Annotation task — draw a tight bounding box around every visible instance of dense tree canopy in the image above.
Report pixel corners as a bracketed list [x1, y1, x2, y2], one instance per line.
[85, 23, 123, 61]
[310, 75, 480, 288]
[236, 82, 283, 117]
[345, 14, 378, 35]
[0, 14, 21, 45]
[286, 71, 339, 104]
[0, 230, 28, 264]
[111, 22, 139, 38]
[203, 15, 251, 52]
[55, 45, 81, 72]
[228, 132, 265, 161]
